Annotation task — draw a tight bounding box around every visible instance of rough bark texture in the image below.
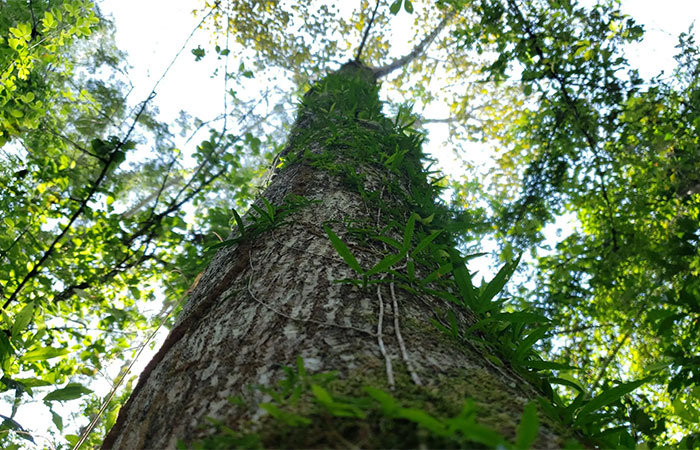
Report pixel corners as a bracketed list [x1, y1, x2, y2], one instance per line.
[103, 61, 567, 449]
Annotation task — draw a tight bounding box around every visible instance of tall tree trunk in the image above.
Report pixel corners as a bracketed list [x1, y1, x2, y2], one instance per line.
[102, 61, 566, 449]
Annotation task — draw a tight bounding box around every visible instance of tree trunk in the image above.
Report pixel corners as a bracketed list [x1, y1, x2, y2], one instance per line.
[102, 61, 566, 449]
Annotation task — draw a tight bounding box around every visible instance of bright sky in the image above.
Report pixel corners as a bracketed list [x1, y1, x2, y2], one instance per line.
[97, 0, 700, 136]
[7, 0, 700, 447]
[622, 0, 699, 78]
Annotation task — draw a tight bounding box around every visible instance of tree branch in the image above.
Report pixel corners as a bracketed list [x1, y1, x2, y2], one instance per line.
[372, 9, 456, 79]
[3, 150, 120, 310]
[355, 0, 382, 63]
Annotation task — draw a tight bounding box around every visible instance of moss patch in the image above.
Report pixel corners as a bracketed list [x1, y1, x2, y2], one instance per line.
[188, 359, 574, 449]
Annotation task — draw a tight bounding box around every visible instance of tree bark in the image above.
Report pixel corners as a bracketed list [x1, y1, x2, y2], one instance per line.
[102, 61, 566, 449]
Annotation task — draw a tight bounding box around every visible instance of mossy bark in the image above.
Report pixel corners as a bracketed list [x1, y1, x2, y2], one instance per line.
[103, 61, 567, 449]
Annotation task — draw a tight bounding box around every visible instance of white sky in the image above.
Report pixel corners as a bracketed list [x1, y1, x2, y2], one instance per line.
[622, 0, 699, 78]
[5, 0, 700, 447]
[97, 0, 700, 128]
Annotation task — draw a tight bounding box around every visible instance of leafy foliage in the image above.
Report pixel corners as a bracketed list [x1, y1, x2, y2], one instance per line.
[0, 0, 265, 446]
[448, 0, 700, 445]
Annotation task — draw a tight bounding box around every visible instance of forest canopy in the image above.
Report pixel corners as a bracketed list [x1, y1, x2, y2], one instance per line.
[0, 0, 699, 447]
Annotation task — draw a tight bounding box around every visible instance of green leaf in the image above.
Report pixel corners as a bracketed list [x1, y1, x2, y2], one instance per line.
[42, 11, 56, 30]
[494, 311, 550, 325]
[11, 301, 34, 337]
[250, 204, 272, 223]
[416, 213, 434, 225]
[364, 386, 398, 416]
[206, 238, 240, 251]
[111, 149, 126, 166]
[406, 259, 415, 281]
[365, 252, 404, 277]
[259, 403, 311, 426]
[21, 346, 70, 362]
[430, 318, 452, 336]
[389, 0, 402, 15]
[384, 148, 407, 169]
[43, 383, 92, 402]
[479, 254, 521, 310]
[447, 309, 459, 337]
[323, 225, 363, 274]
[524, 360, 577, 371]
[575, 378, 648, 421]
[485, 354, 503, 366]
[0, 414, 34, 443]
[311, 384, 365, 418]
[515, 401, 539, 449]
[311, 384, 333, 404]
[51, 408, 63, 431]
[373, 235, 403, 250]
[549, 376, 585, 394]
[411, 230, 442, 257]
[404, 0, 414, 13]
[456, 420, 507, 446]
[402, 213, 417, 251]
[692, 385, 700, 400]
[14, 377, 51, 389]
[191, 46, 205, 61]
[398, 408, 448, 436]
[673, 397, 700, 423]
[231, 208, 246, 237]
[90, 138, 112, 154]
[21, 92, 35, 103]
[261, 197, 275, 221]
[422, 263, 453, 286]
[423, 287, 460, 305]
[0, 376, 31, 396]
[448, 249, 477, 309]
[129, 286, 141, 300]
[0, 333, 14, 364]
[9, 23, 31, 41]
[296, 356, 306, 380]
[515, 326, 549, 361]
